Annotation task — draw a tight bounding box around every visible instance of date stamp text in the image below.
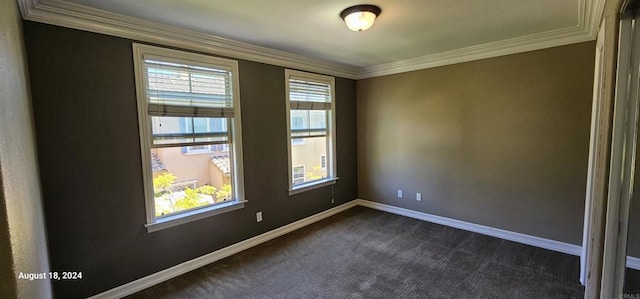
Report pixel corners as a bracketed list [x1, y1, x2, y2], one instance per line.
[18, 271, 83, 281]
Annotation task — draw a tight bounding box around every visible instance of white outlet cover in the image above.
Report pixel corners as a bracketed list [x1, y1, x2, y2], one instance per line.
[416, 193, 422, 201]
[397, 190, 403, 198]
[256, 212, 263, 222]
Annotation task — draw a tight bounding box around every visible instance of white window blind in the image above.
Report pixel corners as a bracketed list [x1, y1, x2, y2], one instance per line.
[288, 78, 332, 110]
[143, 55, 235, 118]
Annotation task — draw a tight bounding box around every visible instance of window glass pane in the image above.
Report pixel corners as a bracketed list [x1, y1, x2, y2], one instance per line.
[193, 118, 209, 132]
[291, 113, 306, 130]
[290, 110, 327, 137]
[310, 110, 326, 130]
[151, 116, 228, 145]
[290, 136, 328, 185]
[150, 146, 233, 217]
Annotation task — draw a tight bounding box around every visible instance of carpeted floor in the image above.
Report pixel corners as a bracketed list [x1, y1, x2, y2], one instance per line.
[625, 268, 640, 295]
[129, 206, 592, 298]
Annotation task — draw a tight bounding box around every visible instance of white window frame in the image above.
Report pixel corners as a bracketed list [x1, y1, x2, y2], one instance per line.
[133, 44, 245, 232]
[285, 69, 338, 195]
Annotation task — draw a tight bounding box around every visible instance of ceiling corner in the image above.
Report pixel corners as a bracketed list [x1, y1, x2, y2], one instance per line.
[587, 0, 607, 38]
[16, 0, 39, 19]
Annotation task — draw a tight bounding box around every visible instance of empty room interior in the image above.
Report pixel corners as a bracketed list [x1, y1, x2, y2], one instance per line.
[2, 0, 640, 298]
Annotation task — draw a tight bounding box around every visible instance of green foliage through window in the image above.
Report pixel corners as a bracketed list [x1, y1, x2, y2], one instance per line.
[153, 172, 232, 217]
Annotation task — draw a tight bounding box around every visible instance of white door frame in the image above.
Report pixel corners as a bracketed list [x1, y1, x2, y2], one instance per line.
[581, 20, 610, 289]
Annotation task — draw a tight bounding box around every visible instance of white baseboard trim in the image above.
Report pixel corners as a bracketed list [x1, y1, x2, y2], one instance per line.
[88, 200, 358, 299]
[354, 199, 582, 255]
[355, 199, 640, 270]
[628, 256, 640, 270]
[89, 198, 640, 298]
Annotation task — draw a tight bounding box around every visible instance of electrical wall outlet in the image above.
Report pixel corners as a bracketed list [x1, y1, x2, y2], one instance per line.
[416, 193, 422, 201]
[256, 212, 263, 222]
[397, 189, 403, 198]
[331, 198, 335, 204]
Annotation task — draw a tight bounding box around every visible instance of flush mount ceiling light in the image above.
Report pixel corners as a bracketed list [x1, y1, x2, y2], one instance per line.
[340, 4, 381, 32]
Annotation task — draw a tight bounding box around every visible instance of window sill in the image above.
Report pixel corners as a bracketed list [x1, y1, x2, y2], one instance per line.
[289, 177, 338, 196]
[146, 200, 246, 233]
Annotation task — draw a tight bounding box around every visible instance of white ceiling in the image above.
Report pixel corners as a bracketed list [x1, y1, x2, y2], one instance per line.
[19, 0, 602, 78]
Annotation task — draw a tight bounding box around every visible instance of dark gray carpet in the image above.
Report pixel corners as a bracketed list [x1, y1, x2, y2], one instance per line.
[128, 206, 585, 298]
[625, 268, 640, 294]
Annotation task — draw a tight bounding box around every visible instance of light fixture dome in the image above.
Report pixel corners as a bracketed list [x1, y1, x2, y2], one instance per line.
[340, 4, 381, 32]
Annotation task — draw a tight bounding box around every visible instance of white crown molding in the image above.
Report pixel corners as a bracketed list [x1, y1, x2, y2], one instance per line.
[19, 0, 359, 79]
[17, 0, 606, 78]
[356, 0, 606, 79]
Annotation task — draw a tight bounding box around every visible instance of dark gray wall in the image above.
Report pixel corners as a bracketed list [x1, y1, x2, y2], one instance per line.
[357, 42, 595, 245]
[24, 21, 357, 298]
[0, 2, 52, 298]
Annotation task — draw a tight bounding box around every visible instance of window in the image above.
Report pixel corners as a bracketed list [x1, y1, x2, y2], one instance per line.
[293, 165, 305, 184]
[285, 69, 337, 194]
[133, 44, 245, 232]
